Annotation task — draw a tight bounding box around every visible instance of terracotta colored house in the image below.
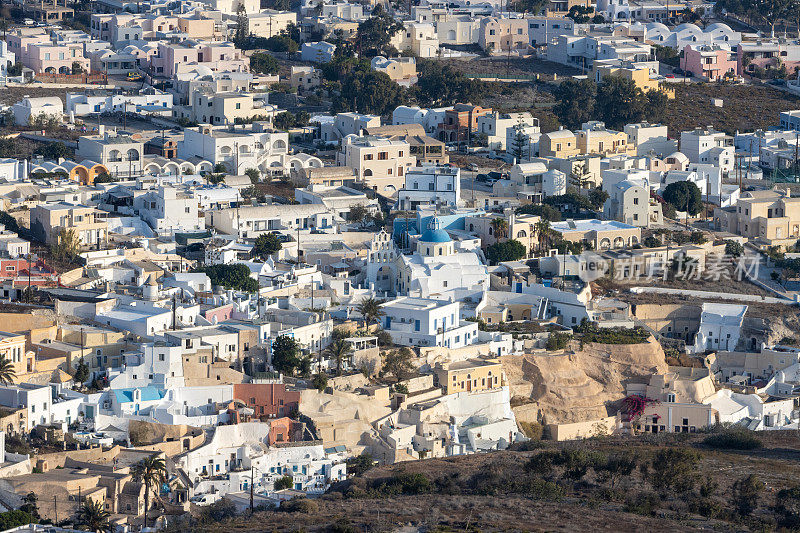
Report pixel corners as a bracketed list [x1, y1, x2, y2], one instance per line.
[233, 383, 301, 420]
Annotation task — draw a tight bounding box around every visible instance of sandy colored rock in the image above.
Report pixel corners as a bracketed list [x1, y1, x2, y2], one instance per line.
[502, 337, 668, 425]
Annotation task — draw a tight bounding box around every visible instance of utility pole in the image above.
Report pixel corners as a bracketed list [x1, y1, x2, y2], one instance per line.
[249, 465, 254, 513]
[54, 495, 57, 525]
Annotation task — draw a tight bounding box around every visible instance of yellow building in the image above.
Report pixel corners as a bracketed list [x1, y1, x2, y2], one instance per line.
[434, 358, 504, 394]
[576, 121, 633, 157]
[539, 129, 579, 158]
[715, 189, 800, 247]
[593, 59, 675, 99]
[0, 332, 32, 381]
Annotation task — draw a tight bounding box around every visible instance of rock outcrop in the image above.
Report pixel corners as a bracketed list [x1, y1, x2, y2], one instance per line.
[503, 337, 668, 424]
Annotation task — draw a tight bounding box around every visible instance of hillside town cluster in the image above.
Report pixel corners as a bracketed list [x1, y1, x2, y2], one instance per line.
[0, 0, 798, 528]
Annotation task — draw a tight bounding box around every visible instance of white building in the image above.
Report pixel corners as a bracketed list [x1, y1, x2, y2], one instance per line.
[300, 41, 337, 62]
[477, 112, 536, 151]
[65, 89, 173, 117]
[396, 216, 489, 297]
[693, 303, 748, 353]
[380, 297, 479, 348]
[679, 127, 734, 174]
[397, 165, 461, 211]
[625, 122, 677, 157]
[0, 384, 52, 431]
[132, 185, 204, 236]
[12, 97, 64, 126]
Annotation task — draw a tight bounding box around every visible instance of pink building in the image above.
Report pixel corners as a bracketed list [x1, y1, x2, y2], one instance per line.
[680, 44, 738, 81]
[148, 40, 247, 77]
[27, 42, 89, 74]
[6, 30, 51, 67]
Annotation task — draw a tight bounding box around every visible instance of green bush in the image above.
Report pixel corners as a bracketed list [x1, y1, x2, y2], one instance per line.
[0, 510, 34, 530]
[702, 429, 762, 450]
[274, 475, 293, 490]
[199, 498, 237, 522]
[545, 332, 571, 351]
[623, 492, 661, 516]
[374, 473, 432, 495]
[279, 497, 319, 513]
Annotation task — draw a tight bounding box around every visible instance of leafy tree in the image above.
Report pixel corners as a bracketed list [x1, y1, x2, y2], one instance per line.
[383, 347, 414, 381]
[346, 453, 374, 476]
[33, 141, 71, 161]
[413, 60, 486, 107]
[662, 181, 702, 216]
[51, 227, 80, 262]
[596, 76, 647, 130]
[264, 32, 299, 53]
[515, 204, 562, 222]
[193, 264, 259, 292]
[271, 335, 301, 375]
[347, 204, 368, 224]
[234, 3, 249, 48]
[731, 474, 762, 516]
[131, 455, 166, 530]
[93, 172, 118, 184]
[335, 70, 404, 116]
[553, 78, 597, 130]
[357, 297, 385, 328]
[545, 332, 571, 350]
[71, 61, 84, 75]
[725, 239, 744, 258]
[566, 4, 595, 22]
[0, 212, 19, 233]
[588, 188, 609, 210]
[250, 51, 279, 74]
[253, 233, 282, 258]
[275, 475, 294, 490]
[645, 89, 669, 122]
[356, 5, 403, 57]
[312, 372, 328, 392]
[74, 357, 90, 384]
[19, 492, 38, 520]
[325, 338, 351, 376]
[486, 239, 527, 264]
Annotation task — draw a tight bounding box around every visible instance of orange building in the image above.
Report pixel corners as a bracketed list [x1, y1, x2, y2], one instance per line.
[233, 383, 301, 420]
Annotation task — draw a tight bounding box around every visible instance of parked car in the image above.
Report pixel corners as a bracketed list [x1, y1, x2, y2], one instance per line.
[191, 494, 222, 506]
[768, 79, 787, 86]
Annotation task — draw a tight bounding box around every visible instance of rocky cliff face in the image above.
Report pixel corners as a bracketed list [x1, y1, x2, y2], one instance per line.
[503, 337, 668, 424]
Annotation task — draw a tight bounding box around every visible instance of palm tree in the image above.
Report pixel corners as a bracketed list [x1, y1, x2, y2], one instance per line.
[0, 357, 16, 385]
[132, 454, 167, 530]
[325, 338, 352, 376]
[490, 218, 508, 243]
[77, 500, 110, 533]
[357, 297, 385, 330]
[535, 219, 551, 255]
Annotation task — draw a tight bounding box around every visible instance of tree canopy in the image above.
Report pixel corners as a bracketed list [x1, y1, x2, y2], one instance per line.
[356, 5, 404, 57]
[515, 203, 563, 222]
[253, 233, 282, 258]
[250, 52, 279, 75]
[193, 264, 259, 292]
[662, 181, 703, 216]
[334, 69, 405, 116]
[271, 335, 302, 375]
[486, 239, 527, 264]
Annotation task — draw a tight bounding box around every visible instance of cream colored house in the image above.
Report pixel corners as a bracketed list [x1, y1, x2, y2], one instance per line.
[336, 136, 416, 197]
[30, 202, 108, 248]
[478, 17, 528, 54]
[714, 188, 800, 247]
[577, 121, 632, 156]
[246, 10, 297, 38]
[539, 129, 579, 158]
[288, 65, 321, 92]
[370, 56, 417, 86]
